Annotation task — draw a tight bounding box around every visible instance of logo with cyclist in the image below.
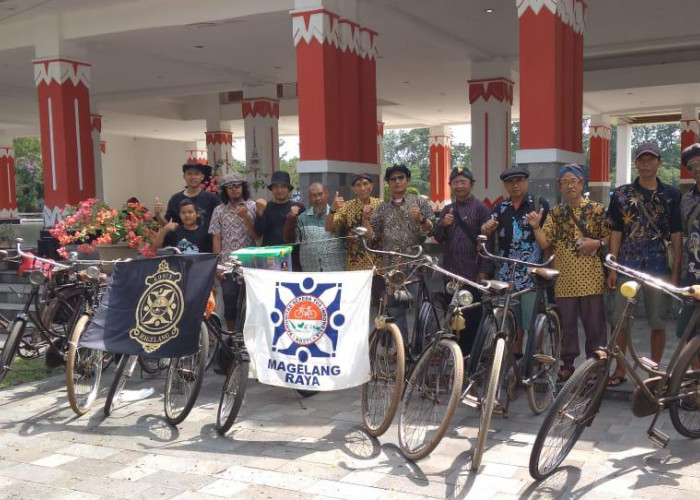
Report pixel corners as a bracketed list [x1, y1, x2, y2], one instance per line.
[270, 277, 343, 362]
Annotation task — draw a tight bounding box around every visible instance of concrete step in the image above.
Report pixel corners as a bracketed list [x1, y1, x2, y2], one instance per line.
[0, 283, 32, 304]
[0, 302, 26, 323]
[0, 270, 26, 285]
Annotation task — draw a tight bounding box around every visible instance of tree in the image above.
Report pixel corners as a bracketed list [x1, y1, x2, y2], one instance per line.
[451, 142, 471, 170]
[13, 137, 43, 213]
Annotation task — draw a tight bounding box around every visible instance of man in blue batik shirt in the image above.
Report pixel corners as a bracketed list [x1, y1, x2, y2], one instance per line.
[481, 165, 550, 355]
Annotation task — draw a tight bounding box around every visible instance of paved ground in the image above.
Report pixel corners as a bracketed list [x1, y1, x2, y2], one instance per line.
[0, 349, 698, 500]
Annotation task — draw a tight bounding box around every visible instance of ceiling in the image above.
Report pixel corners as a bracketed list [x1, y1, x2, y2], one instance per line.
[0, 0, 698, 142]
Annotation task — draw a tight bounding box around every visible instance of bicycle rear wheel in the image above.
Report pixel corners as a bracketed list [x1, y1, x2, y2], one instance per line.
[529, 357, 607, 480]
[138, 356, 168, 375]
[526, 308, 562, 415]
[204, 313, 222, 371]
[669, 334, 700, 438]
[164, 322, 208, 426]
[0, 319, 25, 385]
[361, 323, 405, 436]
[104, 355, 139, 416]
[216, 355, 249, 435]
[398, 337, 463, 460]
[472, 336, 506, 471]
[66, 314, 103, 415]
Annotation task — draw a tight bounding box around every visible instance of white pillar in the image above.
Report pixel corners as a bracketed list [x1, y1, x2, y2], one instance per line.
[616, 122, 632, 187]
[242, 85, 280, 198]
[90, 112, 104, 200]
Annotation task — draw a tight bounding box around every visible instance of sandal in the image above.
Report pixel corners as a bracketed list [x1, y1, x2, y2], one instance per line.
[607, 375, 627, 387]
[557, 366, 574, 383]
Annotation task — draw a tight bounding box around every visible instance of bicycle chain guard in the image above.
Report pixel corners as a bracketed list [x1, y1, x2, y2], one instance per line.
[630, 376, 663, 417]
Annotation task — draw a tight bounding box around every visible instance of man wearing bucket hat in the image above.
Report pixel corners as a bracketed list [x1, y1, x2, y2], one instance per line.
[676, 143, 700, 341]
[254, 171, 305, 270]
[209, 172, 257, 330]
[154, 162, 220, 231]
[529, 164, 610, 383]
[606, 142, 682, 386]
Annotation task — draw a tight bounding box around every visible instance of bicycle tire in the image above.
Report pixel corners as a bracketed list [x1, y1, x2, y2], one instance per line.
[295, 389, 319, 398]
[529, 357, 607, 480]
[526, 308, 562, 415]
[472, 336, 506, 471]
[104, 355, 138, 416]
[415, 302, 440, 355]
[668, 334, 700, 438]
[0, 319, 25, 386]
[398, 338, 463, 461]
[164, 322, 208, 426]
[137, 356, 167, 375]
[66, 314, 103, 416]
[216, 357, 249, 435]
[361, 323, 405, 437]
[204, 313, 222, 371]
[41, 286, 86, 337]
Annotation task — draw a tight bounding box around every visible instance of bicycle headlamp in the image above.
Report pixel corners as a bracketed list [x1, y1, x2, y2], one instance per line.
[620, 280, 640, 299]
[446, 281, 459, 295]
[456, 290, 473, 307]
[29, 269, 47, 286]
[86, 266, 101, 281]
[387, 269, 406, 288]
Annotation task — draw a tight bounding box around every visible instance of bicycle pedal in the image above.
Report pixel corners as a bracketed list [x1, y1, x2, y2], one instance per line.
[639, 356, 659, 371]
[492, 402, 504, 415]
[462, 393, 479, 408]
[533, 354, 556, 366]
[647, 428, 670, 448]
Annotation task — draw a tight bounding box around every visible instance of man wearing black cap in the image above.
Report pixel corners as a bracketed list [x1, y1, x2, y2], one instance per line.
[606, 141, 682, 385]
[481, 166, 549, 350]
[676, 143, 700, 341]
[325, 173, 382, 271]
[254, 171, 305, 269]
[433, 167, 493, 355]
[154, 162, 220, 231]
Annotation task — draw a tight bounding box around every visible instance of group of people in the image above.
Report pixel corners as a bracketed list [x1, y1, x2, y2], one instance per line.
[150, 139, 700, 383]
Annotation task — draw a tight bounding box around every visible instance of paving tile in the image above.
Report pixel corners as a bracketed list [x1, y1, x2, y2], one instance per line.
[55, 442, 121, 460]
[197, 478, 251, 497]
[31, 453, 79, 468]
[215, 464, 319, 491]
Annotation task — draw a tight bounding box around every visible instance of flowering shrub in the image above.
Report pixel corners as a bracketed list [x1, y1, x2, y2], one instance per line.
[50, 198, 159, 258]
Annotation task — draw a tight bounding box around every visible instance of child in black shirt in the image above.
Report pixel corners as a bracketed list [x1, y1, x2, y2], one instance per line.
[154, 199, 212, 254]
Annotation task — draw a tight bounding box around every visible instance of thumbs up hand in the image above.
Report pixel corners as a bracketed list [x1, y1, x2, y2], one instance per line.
[332, 191, 345, 212]
[442, 205, 455, 227]
[154, 197, 163, 216]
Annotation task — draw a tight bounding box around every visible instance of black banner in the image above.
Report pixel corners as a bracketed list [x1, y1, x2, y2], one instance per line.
[80, 254, 217, 357]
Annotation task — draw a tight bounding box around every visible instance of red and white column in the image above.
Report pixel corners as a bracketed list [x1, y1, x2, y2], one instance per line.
[34, 58, 96, 226]
[205, 130, 233, 173]
[377, 120, 385, 180]
[0, 144, 18, 221]
[242, 89, 280, 197]
[468, 77, 513, 207]
[90, 113, 104, 200]
[291, 3, 379, 197]
[516, 0, 586, 201]
[680, 105, 699, 194]
[429, 126, 451, 209]
[588, 116, 612, 205]
[185, 149, 207, 165]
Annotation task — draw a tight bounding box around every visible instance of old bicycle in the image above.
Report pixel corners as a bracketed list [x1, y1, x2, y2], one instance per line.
[530, 254, 700, 480]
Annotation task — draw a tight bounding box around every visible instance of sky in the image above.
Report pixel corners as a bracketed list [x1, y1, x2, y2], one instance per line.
[231, 124, 472, 162]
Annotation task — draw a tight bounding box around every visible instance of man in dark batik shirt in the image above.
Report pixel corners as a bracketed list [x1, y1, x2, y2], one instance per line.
[434, 167, 493, 355]
[481, 165, 550, 352]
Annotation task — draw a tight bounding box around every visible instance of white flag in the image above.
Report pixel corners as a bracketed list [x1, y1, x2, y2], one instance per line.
[242, 268, 373, 391]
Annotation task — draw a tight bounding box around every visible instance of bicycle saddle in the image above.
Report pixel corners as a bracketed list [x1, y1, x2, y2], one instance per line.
[482, 280, 510, 293]
[527, 267, 560, 281]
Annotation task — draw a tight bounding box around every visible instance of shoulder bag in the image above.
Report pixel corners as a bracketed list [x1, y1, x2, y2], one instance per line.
[635, 193, 674, 272]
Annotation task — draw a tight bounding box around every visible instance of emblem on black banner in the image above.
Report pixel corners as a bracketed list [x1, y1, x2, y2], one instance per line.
[130, 260, 184, 353]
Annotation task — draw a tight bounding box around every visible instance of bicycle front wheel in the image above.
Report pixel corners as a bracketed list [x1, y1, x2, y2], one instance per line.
[526, 308, 562, 415]
[529, 357, 607, 480]
[216, 356, 249, 435]
[472, 336, 506, 471]
[398, 338, 463, 461]
[361, 323, 405, 436]
[0, 319, 25, 385]
[104, 355, 139, 416]
[164, 322, 208, 426]
[66, 314, 103, 416]
[669, 334, 700, 438]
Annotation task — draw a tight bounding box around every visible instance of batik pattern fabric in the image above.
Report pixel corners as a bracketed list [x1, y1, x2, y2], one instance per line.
[543, 199, 610, 298]
[491, 194, 550, 291]
[606, 178, 681, 275]
[208, 200, 257, 259]
[330, 197, 383, 271]
[680, 187, 700, 284]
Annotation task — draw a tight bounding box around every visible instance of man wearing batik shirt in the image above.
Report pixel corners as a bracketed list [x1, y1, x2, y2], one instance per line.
[606, 142, 682, 386]
[366, 164, 435, 342]
[481, 165, 550, 351]
[434, 167, 493, 356]
[676, 143, 700, 340]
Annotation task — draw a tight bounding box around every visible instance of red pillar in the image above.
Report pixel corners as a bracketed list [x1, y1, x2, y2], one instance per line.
[0, 146, 18, 220]
[205, 131, 233, 172]
[429, 127, 451, 209]
[680, 116, 699, 191]
[34, 58, 95, 226]
[589, 123, 611, 205]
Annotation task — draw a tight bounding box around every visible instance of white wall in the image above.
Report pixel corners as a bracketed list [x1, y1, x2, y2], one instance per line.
[101, 134, 196, 210]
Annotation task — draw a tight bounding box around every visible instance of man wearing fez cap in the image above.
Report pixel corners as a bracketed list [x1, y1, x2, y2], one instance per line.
[433, 166, 493, 356]
[606, 142, 682, 386]
[154, 162, 220, 230]
[481, 165, 550, 358]
[676, 143, 700, 341]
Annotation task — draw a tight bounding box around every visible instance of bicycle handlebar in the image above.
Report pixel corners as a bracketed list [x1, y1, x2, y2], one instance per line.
[15, 238, 70, 271]
[605, 254, 700, 302]
[352, 227, 423, 260]
[476, 234, 555, 268]
[421, 257, 490, 293]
